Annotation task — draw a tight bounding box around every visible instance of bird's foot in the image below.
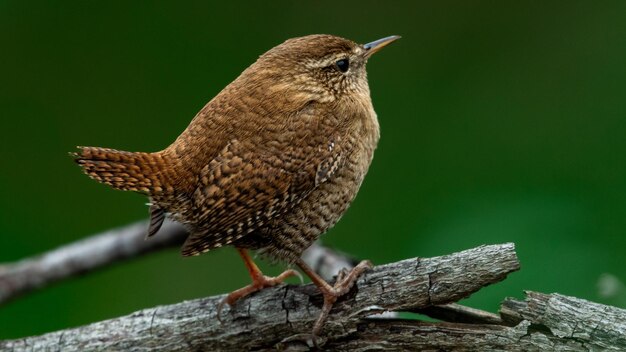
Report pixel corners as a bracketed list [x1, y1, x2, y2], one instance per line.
[217, 268, 301, 321]
[311, 260, 372, 336]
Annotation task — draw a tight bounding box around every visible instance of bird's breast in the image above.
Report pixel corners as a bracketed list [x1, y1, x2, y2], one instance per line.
[257, 101, 381, 262]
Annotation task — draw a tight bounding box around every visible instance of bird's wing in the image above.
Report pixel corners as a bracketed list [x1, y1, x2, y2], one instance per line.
[181, 131, 343, 257]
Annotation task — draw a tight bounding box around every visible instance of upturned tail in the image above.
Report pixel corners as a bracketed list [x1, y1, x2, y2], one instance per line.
[72, 146, 169, 194]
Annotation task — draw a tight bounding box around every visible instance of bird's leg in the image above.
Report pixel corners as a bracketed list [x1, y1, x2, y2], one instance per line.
[296, 258, 373, 336]
[217, 248, 300, 320]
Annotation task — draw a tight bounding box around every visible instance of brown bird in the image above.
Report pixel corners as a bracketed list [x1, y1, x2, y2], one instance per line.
[73, 34, 399, 336]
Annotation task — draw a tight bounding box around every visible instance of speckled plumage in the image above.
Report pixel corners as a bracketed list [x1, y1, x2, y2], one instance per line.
[75, 34, 400, 337]
[74, 34, 387, 264]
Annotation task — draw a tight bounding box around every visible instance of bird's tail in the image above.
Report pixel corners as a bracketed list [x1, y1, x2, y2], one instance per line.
[72, 146, 169, 194]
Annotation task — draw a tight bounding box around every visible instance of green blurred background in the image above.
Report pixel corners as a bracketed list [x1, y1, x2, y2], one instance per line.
[2, 0, 626, 339]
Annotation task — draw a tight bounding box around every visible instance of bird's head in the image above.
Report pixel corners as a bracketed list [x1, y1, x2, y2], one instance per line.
[248, 34, 400, 104]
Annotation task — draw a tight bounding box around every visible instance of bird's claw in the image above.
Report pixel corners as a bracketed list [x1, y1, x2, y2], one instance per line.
[216, 268, 301, 322]
[311, 260, 373, 336]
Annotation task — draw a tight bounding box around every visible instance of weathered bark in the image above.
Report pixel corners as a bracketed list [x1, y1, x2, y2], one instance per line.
[321, 292, 626, 351]
[500, 291, 626, 351]
[1, 244, 522, 351]
[3, 230, 625, 351]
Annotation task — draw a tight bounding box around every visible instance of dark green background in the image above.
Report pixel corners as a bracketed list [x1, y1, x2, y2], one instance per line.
[1, 1, 626, 339]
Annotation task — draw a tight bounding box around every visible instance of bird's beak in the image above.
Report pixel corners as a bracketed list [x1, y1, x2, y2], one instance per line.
[362, 35, 401, 58]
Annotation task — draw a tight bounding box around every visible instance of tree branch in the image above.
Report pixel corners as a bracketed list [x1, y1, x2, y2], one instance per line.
[3, 226, 625, 351]
[0, 221, 185, 305]
[324, 290, 626, 352]
[1, 244, 522, 351]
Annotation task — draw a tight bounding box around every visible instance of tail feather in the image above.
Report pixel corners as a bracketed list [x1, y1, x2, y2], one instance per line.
[72, 146, 168, 194]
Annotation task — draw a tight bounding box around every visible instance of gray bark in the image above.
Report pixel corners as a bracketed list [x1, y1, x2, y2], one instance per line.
[3, 233, 625, 351]
[324, 292, 626, 351]
[1, 244, 523, 351]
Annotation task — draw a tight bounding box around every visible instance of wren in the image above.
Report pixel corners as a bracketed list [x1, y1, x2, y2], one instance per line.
[73, 34, 399, 337]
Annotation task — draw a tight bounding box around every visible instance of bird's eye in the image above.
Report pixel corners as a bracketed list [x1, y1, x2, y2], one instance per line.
[335, 58, 350, 73]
